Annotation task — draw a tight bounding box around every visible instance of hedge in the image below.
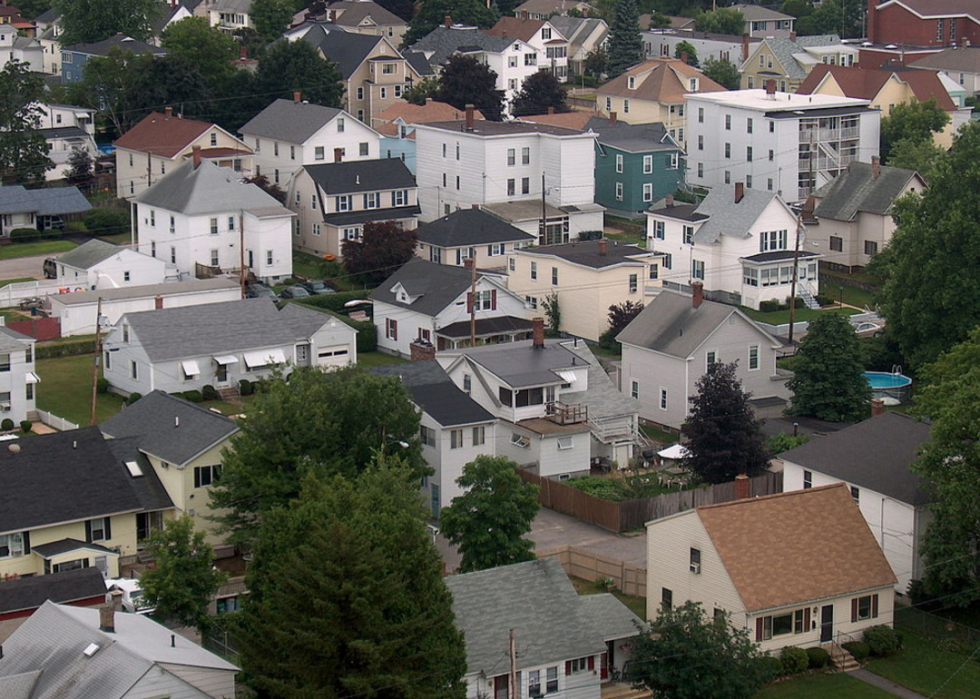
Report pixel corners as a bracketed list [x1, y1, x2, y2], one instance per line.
[806, 647, 830, 668]
[9, 227, 62, 242]
[37, 339, 95, 359]
[292, 289, 374, 316]
[863, 625, 902, 656]
[780, 646, 808, 675]
[83, 207, 130, 236]
[295, 300, 377, 353]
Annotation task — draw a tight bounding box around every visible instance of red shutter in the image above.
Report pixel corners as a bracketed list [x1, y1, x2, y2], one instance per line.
[804, 607, 811, 632]
[466, 292, 474, 313]
[587, 656, 594, 671]
[851, 598, 858, 623]
[491, 289, 497, 310]
[872, 594, 879, 619]
[565, 661, 571, 676]
[755, 618, 763, 642]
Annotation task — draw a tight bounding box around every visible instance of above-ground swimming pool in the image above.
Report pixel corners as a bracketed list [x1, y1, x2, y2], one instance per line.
[863, 371, 912, 404]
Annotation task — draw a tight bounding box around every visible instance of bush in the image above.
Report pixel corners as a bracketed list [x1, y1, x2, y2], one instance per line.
[238, 379, 253, 396]
[937, 637, 969, 654]
[63, 220, 87, 234]
[780, 646, 809, 676]
[806, 647, 830, 668]
[815, 293, 835, 307]
[0, 418, 13, 431]
[294, 289, 375, 316]
[178, 390, 203, 403]
[863, 625, 902, 656]
[578, 230, 603, 241]
[126, 392, 143, 406]
[756, 655, 784, 682]
[598, 328, 620, 352]
[842, 641, 870, 660]
[19, 420, 32, 433]
[37, 339, 95, 359]
[9, 228, 41, 241]
[759, 299, 782, 313]
[202, 384, 219, 401]
[96, 377, 109, 394]
[83, 207, 130, 236]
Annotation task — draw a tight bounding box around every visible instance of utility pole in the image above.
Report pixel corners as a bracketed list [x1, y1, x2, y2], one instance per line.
[239, 210, 246, 298]
[508, 629, 518, 699]
[539, 173, 546, 245]
[89, 296, 103, 426]
[468, 256, 477, 347]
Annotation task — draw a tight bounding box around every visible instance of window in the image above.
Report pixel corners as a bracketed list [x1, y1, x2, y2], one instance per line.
[525, 295, 538, 310]
[653, 220, 664, 240]
[456, 176, 460, 190]
[706, 350, 717, 368]
[315, 146, 325, 161]
[88, 517, 110, 542]
[661, 587, 673, 610]
[509, 257, 516, 272]
[0, 533, 25, 559]
[606, 97, 612, 112]
[359, 142, 369, 157]
[170, 246, 176, 264]
[209, 217, 218, 235]
[546, 667, 558, 693]
[683, 226, 694, 245]
[615, 154, 623, 173]
[227, 215, 236, 232]
[642, 183, 653, 202]
[194, 464, 220, 488]
[529, 670, 542, 698]
[506, 179, 516, 196]
[622, 98, 630, 113]
[210, 249, 219, 267]
[337, 117, 345, 133]
[522, 147, 530, 165]
[747, 146, 753, 162]
[149, 209, 156, 227]
[691, 259, 704, 280]
[747, 117, 753, 134]
[364, 192, 379, 209]
[266, 249, 273, 266]
[760, 230, 788, 252]
[724, 170, 731, 184]
[525, 53, 536, 66]
[488, 243, 505, 256]
[629, 274, 638, 293]
[615, 182, 623, 201]
[472, 425, 485, 446]
[698, 107, 704, 123]
[803, 470, 812, 489]
[509, 55, 518, 67]
[552, 267, 558, 285]
[660, 388, 668, 410]
[697, 162, 704, 178]
[429, 246, 442, 263]
[385, 318, 398, 340]
[123, 271, 131, 283]
[630, 380, 639, 399]
[725, 114, 731, 130]
[937, 18, 944, 41]
[530, 261, 537, 280]
[420, 425, 436, 447]
[864, 240, 878, 256]
[767, 178, 773, 191]
[357, 86, 364, 100]
[274, 142, 279, 157]
[649, 264, 658, 280]
[690, 548, 701, 574]
[450, 429, 463, 449]
[851, 486, 860, 502]
[746, 175, 753, 189]
[312, 223, 321, 236]
[337, 195, 352, 212]
[770, 121, 775, 133]
[830, 236, 843, 252]
[522, 177, 530, 195]
[748, 344, 759, 370]
[557, 436, 574, 450]
[662, 253, 672, 269]
[392, 189, 408, 207]
[697, 135, 703, 150]
[724, 143, 731, 159]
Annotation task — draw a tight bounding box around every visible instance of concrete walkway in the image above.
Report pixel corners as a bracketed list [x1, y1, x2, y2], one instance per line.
[849, 669, 929, 699]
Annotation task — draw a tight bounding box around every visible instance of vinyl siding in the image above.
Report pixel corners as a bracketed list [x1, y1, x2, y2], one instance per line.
[158, 664, 238, 699]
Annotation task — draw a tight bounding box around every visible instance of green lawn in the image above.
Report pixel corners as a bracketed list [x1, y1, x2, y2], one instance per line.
[741, 305, 860, 325]
[603, 229, 645, 246]
[820, 279, 878, 309]
[569, 576, 646, 620]
[0, 240, 76, 260]
[754, 673, 894, 699]
[0, 277, 39, 289]
[866, 629, 980, 699]
[358, 351, 406, 367]
[640, 423, 680, 445]
[36, 354, 125, 425]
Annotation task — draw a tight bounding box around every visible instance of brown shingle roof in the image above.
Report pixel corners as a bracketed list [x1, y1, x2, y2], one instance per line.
[798, 64, 957, 111]
[696, 483, 897, 612]
[113, 112, 214, 158]
[372, 100, 485, 127]
[597, 58, 727, 103]
[518, 111, 598, 130]
[487, 17, 546, 43]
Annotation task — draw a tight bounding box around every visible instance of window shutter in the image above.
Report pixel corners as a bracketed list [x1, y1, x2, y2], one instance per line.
[851, 598, 858, 623]
[755, 618, 763, 642]
[872, 594, 879, 619]
[104, 518, 111, 541]
[804, 607, 811, 631]
[466, 292, 474, 313]
[587, 656, 594, 671]
[194, 467, 201, 488]
[22, 530, 30, 554]
[85, 520, 92, 543]
[565, 661, 571, 676]
[488, 245, 493, 256]
[491, 289, 497, 310]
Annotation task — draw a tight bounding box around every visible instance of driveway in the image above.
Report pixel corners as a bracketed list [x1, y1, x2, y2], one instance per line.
[0, 254, 46, 281]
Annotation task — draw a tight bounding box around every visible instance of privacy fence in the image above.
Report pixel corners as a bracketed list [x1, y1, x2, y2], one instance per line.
[538, 545, 648, 599]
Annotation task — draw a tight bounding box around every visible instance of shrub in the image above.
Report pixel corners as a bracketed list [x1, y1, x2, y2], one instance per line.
[96, 377, 109, 394]
[759, 299, 782, 313]
[83, 207, 130, 236]
[578, 230, 603, 241]
[9, 228, 41, 241]
[806, 647, 830, 668]
[37, 339, 94, 359]
[202, 384, 219, 401]
[0, 418, 13, 431]
[863, 625, 902, 656]
[842, 641, 870, 660]
[785, 296, 805, 309]
[179, 390, 204, 403]
[19, 420, 32, 433]
[295, 289, 375, 316]
[126, 392, 143, 406]
[815, 293, 835, 307]
[238, 379, 253, 396]
[780, 646, 809, 676]
[62, 220, 87, 234]
[756, 655, 784, 682]
[937, 637, 969, 654]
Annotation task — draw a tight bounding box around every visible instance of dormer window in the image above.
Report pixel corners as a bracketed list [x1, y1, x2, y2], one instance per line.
[689, 78, 697, 91]
[628, 76, 636, 89]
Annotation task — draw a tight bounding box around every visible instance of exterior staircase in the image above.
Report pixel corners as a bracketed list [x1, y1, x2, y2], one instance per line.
[823, 642, 861, 672]
[601, 682, 651, 699]
[797, 283, 820, 310]
[216, 387, 240, 401]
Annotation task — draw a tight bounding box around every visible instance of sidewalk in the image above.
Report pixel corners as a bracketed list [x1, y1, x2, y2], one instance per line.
[849, 669, 929, 699]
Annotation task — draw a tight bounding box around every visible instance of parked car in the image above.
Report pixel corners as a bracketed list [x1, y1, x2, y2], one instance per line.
[279, 285, 310, 299]
[300, 279, 335, 295]
[246, 283, 276, 299]
[43, 258, 57, 279]
[105, 578, 155, 615]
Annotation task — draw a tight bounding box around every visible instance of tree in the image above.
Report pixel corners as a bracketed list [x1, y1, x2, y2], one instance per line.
[403, 76, 440, 105]
[240, 464, 467, 699]
[127, 54, 215, 125]
[402, 0, 497, 46]
[701, 57, 740, 90]
[683, 361, 769, 484]
[208, 367, 425, 547]
[694, 8, 745, 35]
[252, 0, 293, 42]
[886, 136, 946, 181]
[161, 17, 238, 87]
[878, 121, 980, 369]
[642, 11, 672, 29]
[435, 54, 504, 121]
[342, 221, 418, 285]
[674, 40, 699, 68]
[542, 292, 560, 332]
[626, 602, 775, 699]
[375, 0, 414, 21]
[607, 300, 644, 336]
[138, 516, 227, 631]
[795, 0, 862, 37]
[606, 0, 643, 78]
[881, 98, 950, 164]
[0, 61, 52, 185]
[65, 48, 160, 136]
[255, 39, 345, 108]
[511, 70, 570, 116]
[54, 0, 164, 45]
[63, 148, 93, 185]
[787, 313, 871, 422]
[439, 456, 540, 572]
[781, 0, 814, 20]
[244, 174, 287, 203]
[584, 46, 607, 80]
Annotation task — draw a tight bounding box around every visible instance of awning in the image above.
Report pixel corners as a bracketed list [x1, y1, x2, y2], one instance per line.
[180, 359, 200, 376]
[657, 444, 691, 460]
[25, 372, 41, 384]
[213, 355, 239, 365]
[556, 370, 577, 384]
[243, 348, 287, 368]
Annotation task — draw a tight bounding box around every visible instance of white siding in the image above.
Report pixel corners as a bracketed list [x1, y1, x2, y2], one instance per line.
[122, 666, 215, 699]
[0, 342, 37, 424]
[158, 664, 238, 699]
[57, 248, 173, 290]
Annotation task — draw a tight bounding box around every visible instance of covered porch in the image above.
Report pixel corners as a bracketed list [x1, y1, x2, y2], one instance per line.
[739, 250, 821, 311]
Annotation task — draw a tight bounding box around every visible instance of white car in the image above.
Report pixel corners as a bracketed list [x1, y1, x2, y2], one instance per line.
[105, 578, 155, 615]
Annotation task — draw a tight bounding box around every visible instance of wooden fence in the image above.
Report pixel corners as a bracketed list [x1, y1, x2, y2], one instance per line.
[538, 545, 648, 599]
[520, 470, 783, 533]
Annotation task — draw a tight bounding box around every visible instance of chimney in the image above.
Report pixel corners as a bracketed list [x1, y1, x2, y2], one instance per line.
[463, 257, 474, 269]
[598, 239, 607, 256]
[742, 33, 749, 62]
[109, 589, 124, 612]
[867, 0, 877, 44]
[334, 147, 343, 163]
[465, 104, 475, 130]
[547, 106, 555, 114]
[802, 195, 816, 221]
[410, 340, 436, 362]
[734, 181, 744, 203]
[99, 605, 115, 633]
[680, 50, 689, 65]
[444, 14, 452, 28]
[666, 193, 674, 207]
[192, 145, 202, 169]
[734, 473, 750, 500]
[532, 317, 545, 349]
[471, 203, 480, 209]
[766, 79, 776, 97]
[609, 111, 617, 125]
[871, 398, 886, 417]
[790, 30, 797, 41]
[691, 280, 704, 308]
[164, 106, 172, 118]
[293, 90, 301, 104]
[154, 294, 163, 309]
[239, 45, 247, 60]
[871, 155, 881, 180]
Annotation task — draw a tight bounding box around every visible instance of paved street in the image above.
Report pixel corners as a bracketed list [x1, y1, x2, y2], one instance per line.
[0, 254, 46, 280]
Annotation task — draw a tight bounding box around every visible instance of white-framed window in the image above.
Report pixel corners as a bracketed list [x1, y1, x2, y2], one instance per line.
[357, 86, 364, 100]
[488, 243, 505, 256]
[312, 223, 321, 236]
[652, 220, 665, 240]
[642, 183, 653, 202]
[642, 155, 653, 173]
[525, 295, 538, 310]
[530, 261, 537, 280]
[551, 267, 558, 285]
[852, 594, 879, 622]
[88, 516, 110, 542]
[629, 273, 638, 293]
[851, 486, 860, 502]
[507, 148, 516, 166]
[803, 470, 812, 489]
[266, 249, 273, 266]
[472, 425, 485, 446]
[630, 380, 639, 399]
[0, 532, 25, 559]
[385, 317, 398, 340]
[690, 547, 701, 573]
[209, 217, 218, 235]
[706, 349, 717, 368]
[522, 147, 530, 165]
[615, 154, 624, 173]
[683, 226, 694, 245]
[623, 99, 630, 113]
[760, 229, 788, 252]
[363, 192, 379, 209]
[314, 146, 325, 160]
[509, 55, 518, 67]
[337, 195, 352, 212]
[615, 182, 623, 201]
[392, 189, 408, 206]
[557, 436, 574, 451]
[546, 667, 558, 693]
[450, 429, 464, 449]
[691, 259, 704, 280]
[748, 344, 759, 370]
[210, 249, 219, 266]
[194, 464, 220, 488]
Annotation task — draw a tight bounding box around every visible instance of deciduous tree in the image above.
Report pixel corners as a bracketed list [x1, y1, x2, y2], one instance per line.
[161, 17, 238, 87]
[511, 70, 570, 116]
[439, 455, 540, 572]
[584, 46, 607, 80]
[701, 57, 740, 89]
[342, 221, 418, 285]
[881, 98, 950, 164]
[0, 61, 52, 185]
[402, 0, 497, 46]
[403, 76, 440, 105]
[251, 0, 294, 42]
[435, 54, 504, 120]
[255, 38, 345, 108]
[63, 148, 93, 185]
[694, 7, 744, 36]
[674, 39, 698, 67]
[606, 0, 643, 78]
[886, 136, 946, 181]
[54, 0, 164, 45]
[244, 174, 287, 204]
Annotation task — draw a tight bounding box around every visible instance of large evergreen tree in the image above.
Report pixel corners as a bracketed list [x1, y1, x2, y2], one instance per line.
[0, 61, 52, 185]
[54, 0, 164, 45]
[239, 464, 467, 699]
[436, 54, 504, 121]
[510, 71, 570, 116]
[683, 361, 769, 484]
[606, 0, 643, 79]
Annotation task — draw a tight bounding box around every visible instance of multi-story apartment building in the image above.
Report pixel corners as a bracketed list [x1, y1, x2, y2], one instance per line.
[486, 17, 569, 81]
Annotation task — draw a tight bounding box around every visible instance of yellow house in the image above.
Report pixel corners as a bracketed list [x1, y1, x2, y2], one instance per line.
[507, 239, 664, 342]
[739, 35, 858, 93]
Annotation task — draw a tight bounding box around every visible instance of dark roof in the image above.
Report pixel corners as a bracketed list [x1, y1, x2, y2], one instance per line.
[62, 35, 166, 57]
[416, 208, 535, 248]
[104, 438, 175, 512]
[0, 568, 107, 614]
[779, 411, 932, 506]
[647, 201, 708, 221]
[408, 26, 514, 66]
[420, 119, 585, 137]
[55, 239, 124, 270]
[587, 118, 680, 153]
[101, 390, 239, 466]
[403, 49, 435, 76]
[521, 241, 656, 268]
[38, 126, 91, 140]
[406, 382, 495, 427]
[437, 315, 535, 338]
[32, 539, 118, 558]
[370, 359, 451, 386]
[743, 250, 820, 262]
[0, 428, 150, 534]
[0, 186, 91, 217]
[239, 98, 344, 143]
[298, 27, 383, 78]
[304, 158, 416, 195]
[453, 339, 586, 389]
[370, 258, 478, 316]
[322, 205, 420, 226]
[813, 161, 921, 221]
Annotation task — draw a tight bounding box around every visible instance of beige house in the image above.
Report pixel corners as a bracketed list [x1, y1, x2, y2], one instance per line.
[646, 483, 897, 654]
[739, 35, 858, 92]
[508, 240, 664, 342]
[596, 58, 726, 148]
[319, 1, 408, 43]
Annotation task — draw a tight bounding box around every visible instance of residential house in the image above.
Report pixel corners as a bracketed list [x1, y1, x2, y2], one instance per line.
[910, 46, 980, 95]
[415, 208, 535, 270]
[201, 0, 254, 31]
[414, 113, 604, 239]
[685, 87, 880, 201]
[60, 35, 166, 84]
[101, 390, 241, 548]
[596, 58, 727, 149]
[146, 0, 194, 46]
[739, 35, 858, 92]
[0, 23, 41, 71]
[37, 103, 97, 181]
[514, 0, 592, 20]
[372, 99, 484, 174]
[0, 326, 37, 426]
[797, 63, 972, 149]
[447, 557, 643, 699]
[114, 108, 254, 199]
[0, 568, 107, 643]
[808, 159, 926, 270]
[372, 360, 497, 517]
[486, 17, 570, 82]
[617, 287, 792, 430]
[0, 601, 238, 698]
[643, 29, 759, 67]
[102, 298, 357, 396]
[371, 257, 533, 356]
[777, 411, 932, 594]
[0, 186, 90, 236]
[0, 3, 33, 34]
[646, 184, 821, 310]
[863, 0, 980, 68]
[34, 7, 63, 75]
[288, 158, 420, 259]
[52, 239, 177, 291]
[438, 333, 642, 476]
[239, 96, 380, 186]
[645, 483, 897, 653]
[134, 157, 294, 283]
[548, 16, 607, 76]
[731, 3, 795, 38]
[0, 427, 176, 580]
[508, 240, 665, 342]
[313, 0, 407, 43]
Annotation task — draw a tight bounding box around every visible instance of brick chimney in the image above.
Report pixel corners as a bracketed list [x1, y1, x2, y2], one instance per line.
[154, 295, 163, 309]
[790, 30, 797, 41]
[680, 50, 689, 65]
[109, 589, 124, 611]
[742, 33, 749, 62]
[734, 473, 750, 500]
[766, 79, 776, 97]
[666, 193, 674, 207]
[532, 317, 545, 349]
[692, 280, 704, 308]
[444, 14, 452, 28]
[464, 104, 475, 130]
[609, 111, 617, 125]
[734, 181, 744, 203]
[410, 341, 436, 362]
[334, 147, 344, 163]
[871, 155, 881, 180]
[293, 90, 302, 104]
[598, 239, 607, 256]
[164, 106, 172, 118]
[871, 398, 886, 417]
[192, 145, 202, 169]
[99, 605, 115, 633]
[867, 0, 877, 44]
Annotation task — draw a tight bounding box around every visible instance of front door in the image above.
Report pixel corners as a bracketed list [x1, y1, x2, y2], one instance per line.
[216, 362, 228, 386]
[820, 604, 834, 643]
[296, 344, 310, 367]
[493, 675, 508, 699]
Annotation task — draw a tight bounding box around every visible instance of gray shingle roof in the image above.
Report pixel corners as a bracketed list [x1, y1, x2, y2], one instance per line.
[730, 3, 794, 21]
[370, 258, 479, 317]
[62, 35, 166, 57]
[416, 208, 535, 248]
[0, 670, 41, 699]
[764, 34, 841, 79]
[239, 97, 344, 144]
[299, 26, 384, 78]
[51, 278, 240, 306]
[0, 185, 91, 216]
[521, 241, 655, 268]
[910, 46, 980, 73]
[101, 390, 239, 466]
[0, 325, 34, 352]
[561, 341, 640, 421]
[304, 158, 416, 195]
[409, 26, 514, 66]
[55, 239, 125, 270]
[693, 186, 783, 244]
[371, 360, 495, 426]
[454, 338, 586, 389]
[779, 411, 932, 506]
[403, 49, 435, 76]
[813, 161, 920, 221]
[0, 568, 107, 615]
[370, 358, 451, 386]
[134, 160, 290, 216]
[587, 118, 680, 153]
[104, 437, 175, 512]
[445, 557, 642, 675]
[31, 539, 118, 558]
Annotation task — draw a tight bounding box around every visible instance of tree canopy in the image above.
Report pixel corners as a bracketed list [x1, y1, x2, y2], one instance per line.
[794, 0, 862, 37]
[674, 40, 699, 67]
[254, 39, 345, 108]
[342, 221, 419, 285]
[694, 8, 744, 35]
[606, 0, 643, 78]
[161, 17, 238, 86]
[886, 136, 947, 181]
[402, 0, 498, 46]
[881, 98, 950, 164]
[251, 0, 294, 42]
[511, 71, 570, 116]
[701, 57, 740, 89]
[54, 0, 164, 45]
[0, 61, 52, 185]
[435, 54, 504, 121]
[440, 455, 540, 572]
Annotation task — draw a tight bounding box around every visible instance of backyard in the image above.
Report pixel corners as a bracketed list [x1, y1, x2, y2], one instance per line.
[865, 629, 980, 699]
[570, 576, 646, 620]
[0, 240, 76, 260]
[741, 304, 861, 325]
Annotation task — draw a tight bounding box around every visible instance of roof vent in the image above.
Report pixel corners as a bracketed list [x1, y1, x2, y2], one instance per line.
[175, 416, 179, 428]
[83, 643, 101, 657]
[8, 443, 19, 454]
[356, 175, 360, 185]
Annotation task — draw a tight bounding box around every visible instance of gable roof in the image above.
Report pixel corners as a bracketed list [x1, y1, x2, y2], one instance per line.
[373, 99, 484, 126]
[416, 208, 535, 248]
[797, 64, 958, 110]
[617, 290, 776, 358]
[62, 35, 166, 57]
[521, 240, 656, 268]
[329, 1, 404, 27]
[371, 360, 495, 427]
[486, 17, 548, 43]
[519, 110, 596, 130]
[909, 46, 980, 73]
[548, 16, 606, 48]
[370, 257, 485, 316]
[730, 3, 794, 22]
[693, 185, 787, 244]
[445, 557, 642, 674]
[0, 568, 107, 615]
[239, 98, 345, 143]
[100, 390, 239, 465]
[450, 338, 587, 389]
[54, 239, 128, 270]
[113, 111, 215, 157]
[813, 161, 922, 221]
[755, 35, 843, 79]
[408, 26, 515, 66]
[779, 412, 931, 506]
[598, 58, 726, 103]
[586, 117, 679, 153]
[303, 158, 416, 195]
[299, 27, 386, 78]
[0, 186, 91, 217]
[695, 483, 897, 611]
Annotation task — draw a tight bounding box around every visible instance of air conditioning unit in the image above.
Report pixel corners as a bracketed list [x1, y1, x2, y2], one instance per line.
[0, 403, 11, 412]
[690, 562, 701, 574]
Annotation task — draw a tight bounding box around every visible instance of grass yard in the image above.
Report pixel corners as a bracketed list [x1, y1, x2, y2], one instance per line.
[358, 351, 406, 367]
[741, 305, 860, 325]
[0, 240, 76, 260]
[754, 673, 895, 699]
[866, 629, 980, 699]
[820, 279, 878, 309]
[640, 423, 680, 445]
[569, 576, 646, 620]
[36, 354, 125, 425]
[0, 277, 39, 289]
[603, 229, 645, 246]
[95, 233, 133, 246]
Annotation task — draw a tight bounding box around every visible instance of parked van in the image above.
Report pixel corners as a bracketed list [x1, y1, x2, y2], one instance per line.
[105, 578, 155, 615]
[42, 258, 57, 279]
